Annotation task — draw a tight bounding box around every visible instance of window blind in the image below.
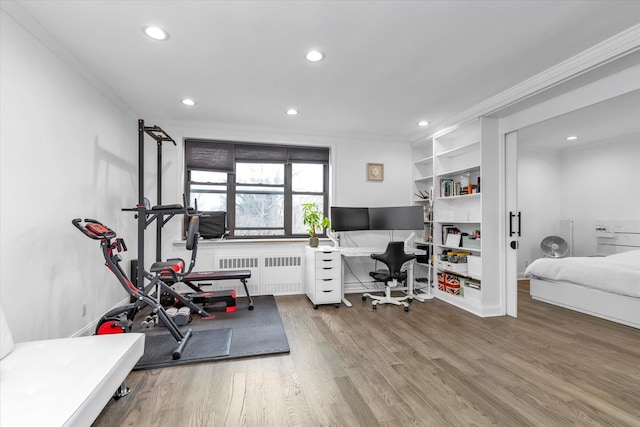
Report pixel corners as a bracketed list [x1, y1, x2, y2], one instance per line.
[185, 139, 235, 173]
[185, 139, 329, 172]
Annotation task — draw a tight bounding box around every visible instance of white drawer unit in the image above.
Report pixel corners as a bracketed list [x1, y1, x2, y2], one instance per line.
[304, 246, 342, 308]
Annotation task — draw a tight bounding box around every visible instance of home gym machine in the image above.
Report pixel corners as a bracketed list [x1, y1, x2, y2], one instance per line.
[72, 218, 214, 360]
[125, 120, 253, 311]
[122, 120, 181, 291]
[151, 215, 253, 311]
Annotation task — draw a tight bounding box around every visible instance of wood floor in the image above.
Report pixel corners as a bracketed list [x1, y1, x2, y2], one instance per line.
[94, 284, 640, 426]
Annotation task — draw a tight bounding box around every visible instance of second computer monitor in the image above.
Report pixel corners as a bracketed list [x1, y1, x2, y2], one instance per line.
[331, 205, 423, 232]
[368, 205, 424, 231]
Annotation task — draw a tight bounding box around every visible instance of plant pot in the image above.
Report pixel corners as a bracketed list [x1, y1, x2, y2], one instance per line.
[309, 236, 319, 247]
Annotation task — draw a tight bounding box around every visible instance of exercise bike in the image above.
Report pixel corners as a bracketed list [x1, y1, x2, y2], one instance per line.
[72, 218, 214, 360]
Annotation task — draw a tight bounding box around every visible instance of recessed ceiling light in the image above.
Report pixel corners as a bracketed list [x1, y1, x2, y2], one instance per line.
[286, 108, 299, 115]
[305, 50, 324, 62]
[417, 120, 430, 127]
[181, 98, 196, 106]
[566, 135, 578, 141]
[143, 26, 170, 41]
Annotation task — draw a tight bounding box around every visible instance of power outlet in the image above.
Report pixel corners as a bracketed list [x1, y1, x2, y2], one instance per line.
[81, 302, 87, 317]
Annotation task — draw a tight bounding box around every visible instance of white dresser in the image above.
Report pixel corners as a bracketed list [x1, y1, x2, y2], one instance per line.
[304, 246, 342, 308]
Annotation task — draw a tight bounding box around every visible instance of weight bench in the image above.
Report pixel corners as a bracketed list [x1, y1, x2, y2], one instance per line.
[159, 269, 254, 310]
[151, 216, 254, 310]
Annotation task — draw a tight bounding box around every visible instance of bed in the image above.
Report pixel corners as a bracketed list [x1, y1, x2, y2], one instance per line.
[524, 249, 640, 329]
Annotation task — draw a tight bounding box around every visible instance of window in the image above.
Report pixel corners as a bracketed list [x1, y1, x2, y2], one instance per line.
[185, 139, 329, 238]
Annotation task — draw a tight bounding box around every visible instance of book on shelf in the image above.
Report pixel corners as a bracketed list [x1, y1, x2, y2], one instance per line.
[444, 233, 462, 247]
[440, 178, 480, 197]
[441, 225, 461, 246]
[440, 179, 455, 197]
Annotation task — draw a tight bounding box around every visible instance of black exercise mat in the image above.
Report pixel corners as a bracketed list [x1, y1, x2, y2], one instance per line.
[135, 328, 232, 370]
[133, 295, 290, 370]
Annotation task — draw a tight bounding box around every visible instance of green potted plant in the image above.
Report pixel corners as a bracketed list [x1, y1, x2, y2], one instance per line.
[301, 202, 330, 247]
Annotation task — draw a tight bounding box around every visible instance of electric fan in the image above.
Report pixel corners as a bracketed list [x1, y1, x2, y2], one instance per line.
[540, 235, 569, 258]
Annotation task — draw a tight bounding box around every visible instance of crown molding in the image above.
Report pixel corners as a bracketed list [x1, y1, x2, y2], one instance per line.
[416, 23, 640, 142]
[1, 1, 136, 119]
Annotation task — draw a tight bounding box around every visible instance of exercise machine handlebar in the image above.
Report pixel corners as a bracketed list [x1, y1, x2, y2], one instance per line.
[72, 218, 117, 240]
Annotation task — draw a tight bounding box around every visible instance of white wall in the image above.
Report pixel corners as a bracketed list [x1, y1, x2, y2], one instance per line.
[0, 10, 136, 342]
[517, 135, 639, 273]
[139, 121, 414, 290]
[0, 7, 415, 342]
[517, 147, 562, 272]
[560, 136, 640, 255]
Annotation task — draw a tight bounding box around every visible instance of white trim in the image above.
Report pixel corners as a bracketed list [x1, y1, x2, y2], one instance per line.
[0, 1, 135, 119]
[71, 297, 130, 338]
[417, 23, 640, 142]
[502, 63, 640, 134]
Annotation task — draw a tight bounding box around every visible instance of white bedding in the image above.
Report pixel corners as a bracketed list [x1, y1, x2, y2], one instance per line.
[524, 250, 640, 298]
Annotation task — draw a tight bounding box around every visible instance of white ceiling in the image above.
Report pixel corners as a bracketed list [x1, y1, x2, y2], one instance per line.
[6, 0, 640, 142]
[518, 89, 640, 150]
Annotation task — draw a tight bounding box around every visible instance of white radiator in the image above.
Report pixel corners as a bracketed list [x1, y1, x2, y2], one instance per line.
[213, 254, 303, 296]
[262, 254, 303, 295]
[559, 219, 574, 257]
[214, 255, 260, 297]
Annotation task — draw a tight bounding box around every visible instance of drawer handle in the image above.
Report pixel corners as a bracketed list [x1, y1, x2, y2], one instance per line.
[322, 290, 334, 293]
[322, 278, 334, 281]
[322, 267, 334, 270]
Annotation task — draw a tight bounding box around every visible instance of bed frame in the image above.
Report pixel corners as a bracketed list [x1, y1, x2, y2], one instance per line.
[530, 220, 640, 329]
[530, 278, 640, 329]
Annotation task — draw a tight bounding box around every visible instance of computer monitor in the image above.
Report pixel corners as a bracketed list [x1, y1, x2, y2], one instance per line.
[369, 205, 424, 230]
[330, 207, 370, 232]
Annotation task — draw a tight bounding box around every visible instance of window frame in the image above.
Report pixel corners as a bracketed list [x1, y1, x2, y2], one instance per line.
[184, 139, 329, 239]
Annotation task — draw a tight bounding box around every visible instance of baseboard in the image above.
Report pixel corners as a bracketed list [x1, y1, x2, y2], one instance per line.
[72, 297, 130, 337]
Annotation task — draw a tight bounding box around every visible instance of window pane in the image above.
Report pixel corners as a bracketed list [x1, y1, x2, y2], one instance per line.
[236, 163, 284, 185]
[190, 170, 227, 183]
[236, 193, 284, 227]
[292, 163, 323, 192]
[292, 194, 324, 234]
[237, 185, 284, 194]
[191, 193, 226, 211]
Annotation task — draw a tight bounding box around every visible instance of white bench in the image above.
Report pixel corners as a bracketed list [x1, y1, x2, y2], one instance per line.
[0, 306, 145, 427]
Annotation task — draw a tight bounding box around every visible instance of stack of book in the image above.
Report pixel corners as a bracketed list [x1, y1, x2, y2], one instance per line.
[441, 225, 461, 246]
[439, 179, 460, 197]
[440, 179, 480, 197]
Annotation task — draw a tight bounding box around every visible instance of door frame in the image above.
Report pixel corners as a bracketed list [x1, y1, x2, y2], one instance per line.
[500, 64, 640, 318]
[504, 131, 519, 317]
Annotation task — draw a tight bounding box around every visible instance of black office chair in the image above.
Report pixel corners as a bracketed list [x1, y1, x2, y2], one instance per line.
[362, 241, 416, 312]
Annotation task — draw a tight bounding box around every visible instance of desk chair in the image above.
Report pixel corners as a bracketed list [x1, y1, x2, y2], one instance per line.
[362, 241, 416, 312]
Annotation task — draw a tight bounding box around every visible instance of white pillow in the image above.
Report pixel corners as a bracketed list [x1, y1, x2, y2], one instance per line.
[0, 305, 15, 360]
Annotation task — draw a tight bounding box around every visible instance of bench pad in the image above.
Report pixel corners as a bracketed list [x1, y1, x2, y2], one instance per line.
[160, 269, 251, 283]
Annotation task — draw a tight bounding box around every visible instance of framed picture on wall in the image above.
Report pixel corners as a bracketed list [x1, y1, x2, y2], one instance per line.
[367, 163, 384, 181]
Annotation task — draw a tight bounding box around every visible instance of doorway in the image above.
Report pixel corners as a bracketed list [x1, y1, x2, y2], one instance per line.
[503, 89, 640, 318]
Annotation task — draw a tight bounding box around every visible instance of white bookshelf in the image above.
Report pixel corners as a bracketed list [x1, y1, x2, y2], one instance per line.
[412, 117, 500, 317]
